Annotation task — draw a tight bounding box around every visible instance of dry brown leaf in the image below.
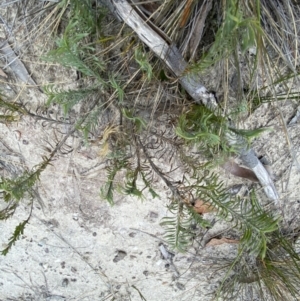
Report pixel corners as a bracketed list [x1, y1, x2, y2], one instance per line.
[222, 159, 258, 182]
[0, 68, 7, 78]
[206, 237, 240, 247]
[179, 0, 194, 28]
[193, 199, 216, 214]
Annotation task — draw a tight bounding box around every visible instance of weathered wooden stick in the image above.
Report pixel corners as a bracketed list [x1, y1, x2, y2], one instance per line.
[0, 39, 37, 86]
[103, 0, 280, 204]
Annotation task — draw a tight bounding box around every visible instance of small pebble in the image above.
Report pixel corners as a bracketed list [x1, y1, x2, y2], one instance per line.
[62, 278, 69, 287]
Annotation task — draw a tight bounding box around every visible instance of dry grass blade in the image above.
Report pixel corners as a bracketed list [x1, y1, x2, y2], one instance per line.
[184, 0, 213, 60]
[256, 0, 300, 71]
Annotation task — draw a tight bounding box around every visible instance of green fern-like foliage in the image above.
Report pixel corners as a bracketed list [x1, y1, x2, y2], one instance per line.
[109, 76, 125, 104]
[228, 126, 273, 147]
[122, 109, 147, 132]
[196, 178, 279, 259]
[161, 200, 211, 252]
[43, 32, 104, 81]
[160, 171, 223, 252]
[44, 86, 99, 115]
[260, 234, 300, 300]
[100, 153, 129, 205]
[238, 192, 279, 258]
[134, 47, 153, 80]
[123, 167, 144, 199]
[77, 97, 106, 141]
[139, 169, 160, 200]
[0, 93, 26, 122]
[100, 149, 159, 205]
[161, 165, 279, 258]
[0, 156, 50, 205]
[1, 218, 31, 256]
[0, 156, 51, 255]
[123, 158, 149, 200]
[176, 105, 234, 159]
[42, 0, 106, 82]
[218, 231, 300, 301]
[191, 0, 259, 73]
[45, 85, 111, 142]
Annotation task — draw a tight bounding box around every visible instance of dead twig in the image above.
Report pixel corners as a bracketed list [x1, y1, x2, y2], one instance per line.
[0, 39, 37, 86]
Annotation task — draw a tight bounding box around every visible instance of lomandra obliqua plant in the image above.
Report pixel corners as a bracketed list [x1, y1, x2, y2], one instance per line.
[1, 1, 300, 300]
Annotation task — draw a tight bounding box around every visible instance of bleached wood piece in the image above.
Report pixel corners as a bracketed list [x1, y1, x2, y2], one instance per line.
[110, 0, 212, 104]
[0, 39, 37, 86]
